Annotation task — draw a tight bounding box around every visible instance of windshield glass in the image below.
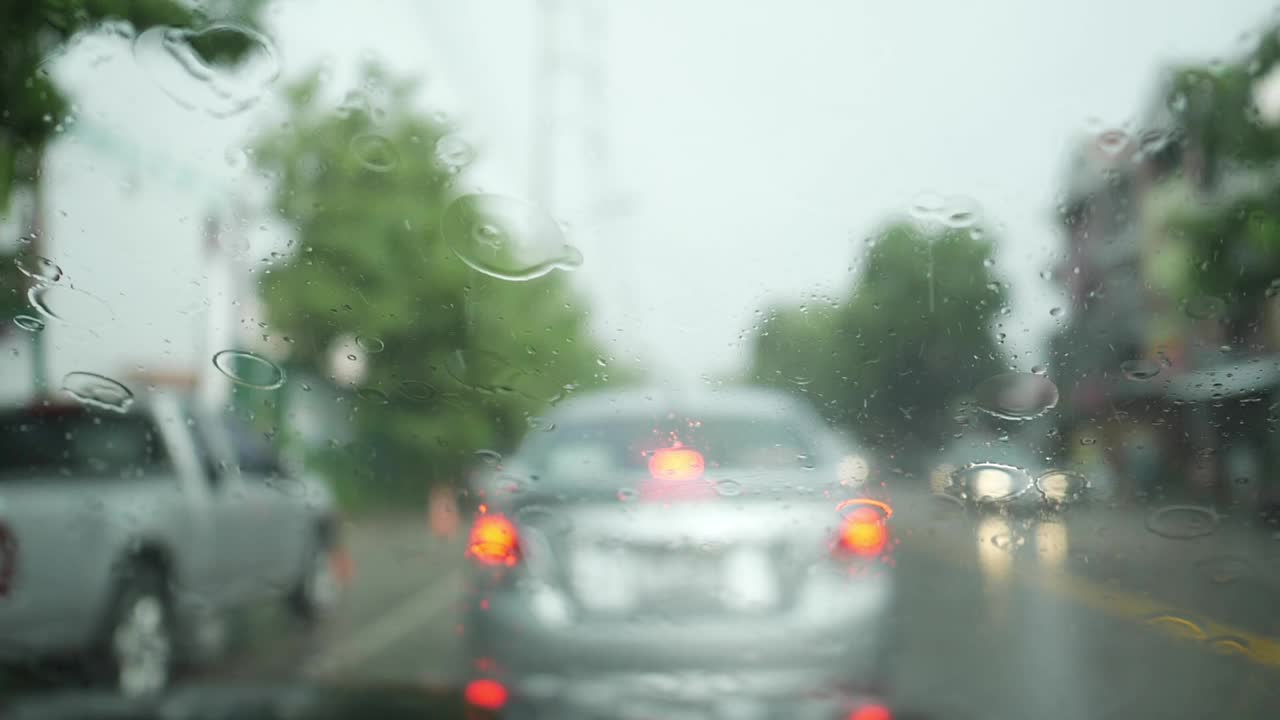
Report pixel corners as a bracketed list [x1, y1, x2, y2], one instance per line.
[5, 2, 1280, 719]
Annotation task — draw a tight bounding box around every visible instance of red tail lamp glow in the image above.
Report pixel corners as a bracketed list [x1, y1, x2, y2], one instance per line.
[464, 678, 509, 711]
[467, 514, 520, 567]
[648, 447, 705, 481]
[848, 703, 893, 720]
[834, 499, 892, 557]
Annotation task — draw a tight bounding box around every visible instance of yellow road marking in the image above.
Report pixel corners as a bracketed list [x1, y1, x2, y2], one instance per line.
[908, 529, 1280, 670]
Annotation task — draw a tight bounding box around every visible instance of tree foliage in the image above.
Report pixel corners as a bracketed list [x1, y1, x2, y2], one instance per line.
[252, 66, 615, 505]
[750, 221, 1007, 464]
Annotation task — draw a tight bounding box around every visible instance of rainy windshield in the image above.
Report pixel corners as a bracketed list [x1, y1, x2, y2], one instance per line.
[5, 2, 1280, 719]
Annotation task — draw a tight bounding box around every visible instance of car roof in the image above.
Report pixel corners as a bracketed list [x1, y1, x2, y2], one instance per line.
[546, 384, 820, 426]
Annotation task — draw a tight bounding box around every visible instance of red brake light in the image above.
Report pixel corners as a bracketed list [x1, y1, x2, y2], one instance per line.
[464, 678, 509, 710]
[648, 447, 705, 481]
[848, 703, 893, 720]
[834, 499, 892, 557]
[467, 514, 520, 567]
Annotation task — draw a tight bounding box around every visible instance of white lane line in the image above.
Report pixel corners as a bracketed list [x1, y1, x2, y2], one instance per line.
[303, 569, 463, 677]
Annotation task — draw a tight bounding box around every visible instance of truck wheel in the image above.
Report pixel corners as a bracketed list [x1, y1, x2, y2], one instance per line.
[287, 541, 341, 623]
[92, 564, 176, 696]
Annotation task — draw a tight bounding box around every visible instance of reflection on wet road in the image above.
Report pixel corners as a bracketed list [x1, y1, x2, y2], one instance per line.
[206, 489, 1280, 719]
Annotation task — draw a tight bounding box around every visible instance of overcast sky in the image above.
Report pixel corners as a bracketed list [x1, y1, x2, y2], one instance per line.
[3, 0, 1275, 399]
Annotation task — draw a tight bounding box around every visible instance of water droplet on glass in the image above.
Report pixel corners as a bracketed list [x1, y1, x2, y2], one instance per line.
[525, 416, 554, 431]
[14, 256, 63, 283]
[1120, 358, 1160, 381]
[1146, 505, 1218, 539]
[940, 196, 981, 229]
[909, 191, 946, 220]
[951, 462, 1032, 503]
[398, 380, 436, 401]
[13, 315, 46, 332]
[211, 349, 286, 390]
[1096, 128, 1129, 156]
[617, 487, 638, 503]
[350, 133, 399, 172]
[1080, 435, 1097, 446]
[990, 532, 1026, 551]
[62, 372, 134, 413]
[28, 285, 114, 329]
[435, 134, 475, 169]
[356, 387, 389, 405]
[356, 335, 384, 353]
[1266, 279, 1280, 299]
[973, 372, 1059, 420]
[440, 194, 583, 281]
[1031, 364, 1048, 376]
[474, 449, 502, 466]
[133, 24, 279, 117]
[1035, 470, 1089, 504]
[1184, 295, 1225, 320]
[1208, 636, 1250, 656]
[1049, 306, 1064, 317]
[714, 479, 742, 497]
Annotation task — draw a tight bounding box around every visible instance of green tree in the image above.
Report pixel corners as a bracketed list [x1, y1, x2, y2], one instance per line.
[751, 221, 1007, 464]
[252, 66, 614, 507]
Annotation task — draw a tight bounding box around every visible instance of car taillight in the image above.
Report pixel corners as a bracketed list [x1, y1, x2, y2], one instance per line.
[833, 499, 892, 558]
[847, 702, 893, 720]
[648, 446, 705, 481]
[0, 522, 16, 597]
[467, 513, 520, 567]
[464, 678, 509, 710]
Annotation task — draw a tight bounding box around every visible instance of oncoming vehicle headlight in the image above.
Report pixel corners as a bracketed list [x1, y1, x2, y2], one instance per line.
[838, 454, 871, 485]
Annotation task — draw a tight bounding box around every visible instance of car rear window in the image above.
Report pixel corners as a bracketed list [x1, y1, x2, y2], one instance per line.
[522, 415, 816, 481]
[0, 408, 172, 481]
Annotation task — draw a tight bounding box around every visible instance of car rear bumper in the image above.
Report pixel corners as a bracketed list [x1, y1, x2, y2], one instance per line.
[467, 572, 894, 682]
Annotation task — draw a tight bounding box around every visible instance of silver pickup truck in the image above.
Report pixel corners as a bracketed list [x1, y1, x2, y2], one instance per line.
[0, 392, 343, 695]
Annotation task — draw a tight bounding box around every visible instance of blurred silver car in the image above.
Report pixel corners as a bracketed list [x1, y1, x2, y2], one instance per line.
[463, 386, 895, 717]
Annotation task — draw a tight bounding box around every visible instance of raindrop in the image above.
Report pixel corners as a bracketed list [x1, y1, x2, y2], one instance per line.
[356, 387, 390, 405]
[1031, 364, 1048, 376]
[1144, 614, 1205, 640]
[28, 285, 114, 328]
[1267, 279, 1280, 299]
[356, 335, 385, 353]
[1096, 128, 1129, 156]
[973, 372, 1059, 420]
[1035, 470, 1089, 504]
[62, 372, 134, 413]
[474, 449, 503, 466]
[1207, 636, 1250, 656]
[713, 479, 742, 497]
[398, 380, 437, 401]
[14, 256, 63, 283]
[435, 134, 475, 169]
[1184, 296, 1225, 320]
[1080, 436, 1097, 446]
[909, 191, 946, 220]
[940, 196, 981, 229]
[13, 315, 46, 332]
[350, 133, 399, 172]
[525, 416, 554, 431]
[1146, 505, 1218, 540]
[133, 24, 279, 117]
[951, 462, 1032, 503]
[1121, 358, 1161, 381]
[440, 194, 583, 281]
[211, 349, 286, 390]
[617, 487, 638, 503]
[1049, 306, 1064, 317]
[990, 533, 1026, 551]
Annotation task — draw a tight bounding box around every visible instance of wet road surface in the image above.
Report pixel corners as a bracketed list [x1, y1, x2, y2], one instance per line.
[185, 488, 1280, 718]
